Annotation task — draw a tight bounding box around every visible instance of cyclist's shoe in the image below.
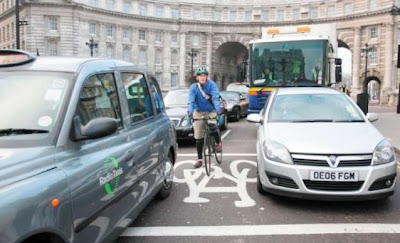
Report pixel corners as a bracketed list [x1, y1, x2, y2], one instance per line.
[215, 142, 222, 152]
[194, 159, 203, 168]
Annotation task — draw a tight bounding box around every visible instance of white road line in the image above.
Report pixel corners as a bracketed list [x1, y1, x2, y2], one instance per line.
[221, 130, 231, 141]
[121, 224, 400, 237]
[178, 153, 257, 157]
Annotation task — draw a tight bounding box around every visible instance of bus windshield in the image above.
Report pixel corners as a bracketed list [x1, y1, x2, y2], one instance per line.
[250, 40, 327, 87]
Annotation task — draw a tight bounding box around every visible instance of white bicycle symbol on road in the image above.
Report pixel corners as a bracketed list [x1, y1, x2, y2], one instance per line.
[173, 160, 257, 208]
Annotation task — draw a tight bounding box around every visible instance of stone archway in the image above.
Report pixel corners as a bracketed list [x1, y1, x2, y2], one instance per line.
[337, 39, 352, 88]
[213, 42, 249, 89]
[365, 76, 382, 104]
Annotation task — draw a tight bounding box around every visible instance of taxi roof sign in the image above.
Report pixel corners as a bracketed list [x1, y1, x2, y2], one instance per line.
[0, 50, 36, 67]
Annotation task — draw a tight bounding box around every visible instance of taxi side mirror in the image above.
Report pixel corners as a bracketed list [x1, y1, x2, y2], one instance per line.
[72, 116, 118, 141]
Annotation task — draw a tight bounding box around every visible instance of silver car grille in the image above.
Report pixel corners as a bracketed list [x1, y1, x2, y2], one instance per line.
[171, 118, 180, 127]
[291, 154, 373, 168]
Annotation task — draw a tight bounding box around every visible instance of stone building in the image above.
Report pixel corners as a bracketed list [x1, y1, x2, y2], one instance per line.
[1, 0, 399, 104]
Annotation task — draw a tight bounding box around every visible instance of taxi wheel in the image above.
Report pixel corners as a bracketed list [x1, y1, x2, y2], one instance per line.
[155, 153, 174, 200]
[257, 170, 267, 195]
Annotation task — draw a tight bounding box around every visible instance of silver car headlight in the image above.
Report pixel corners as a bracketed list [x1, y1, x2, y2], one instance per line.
[372, 139, 395, 165]
[262, 140, 293, 164]
[180, 116, 191, 127]
[227, 102, 235, 110]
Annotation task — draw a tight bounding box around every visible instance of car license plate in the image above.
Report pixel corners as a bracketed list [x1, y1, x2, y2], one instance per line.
[310, 171, 359, 182]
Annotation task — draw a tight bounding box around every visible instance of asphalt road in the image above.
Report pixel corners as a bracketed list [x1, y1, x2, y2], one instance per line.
[116, 119, 400, 243]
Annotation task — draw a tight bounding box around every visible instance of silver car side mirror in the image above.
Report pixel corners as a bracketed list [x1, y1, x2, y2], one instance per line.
[247, 114, 263, 124]
[366, 113, 379, 123]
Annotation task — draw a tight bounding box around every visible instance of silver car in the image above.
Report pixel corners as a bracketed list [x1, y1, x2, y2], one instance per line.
[0, 50, 177, 243]
[248, 87, 397, 200]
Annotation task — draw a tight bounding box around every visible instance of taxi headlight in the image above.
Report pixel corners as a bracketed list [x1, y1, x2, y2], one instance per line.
[372, 139, 395, 165]
[263, 140, 293, 164]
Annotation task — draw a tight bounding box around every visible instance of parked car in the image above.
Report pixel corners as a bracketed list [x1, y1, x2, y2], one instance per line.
[0, 50, 178, 243]
[164, 89, 228, 141]
[248, 87, 397, 200]
[226, 82, 249, 98]
[220, 91, 249, 121]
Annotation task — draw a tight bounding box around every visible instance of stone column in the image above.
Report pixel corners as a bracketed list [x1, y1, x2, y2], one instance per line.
[206, 33, 213, 76]
[179, 31, 187, 88]
[382, 23, 394, 105]
[351, 27, 361, 98]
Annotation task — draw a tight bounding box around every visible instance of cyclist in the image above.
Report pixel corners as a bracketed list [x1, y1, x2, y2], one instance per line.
[188, 67, 223, 169]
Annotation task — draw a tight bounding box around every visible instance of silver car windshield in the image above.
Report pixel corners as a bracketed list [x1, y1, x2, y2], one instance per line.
[164, 90, 189, 107]
[0, 71, 72, 138]
[269, 94, 365, 123]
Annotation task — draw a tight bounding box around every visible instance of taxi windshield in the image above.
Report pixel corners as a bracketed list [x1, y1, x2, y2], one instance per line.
[0, 71, 72, 139]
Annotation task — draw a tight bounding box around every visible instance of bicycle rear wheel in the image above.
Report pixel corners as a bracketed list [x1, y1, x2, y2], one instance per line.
[203, 132, 212, 176]
[211, 136, 222, 164]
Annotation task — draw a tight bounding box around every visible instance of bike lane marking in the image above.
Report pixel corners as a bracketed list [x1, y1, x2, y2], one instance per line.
[221, 130, 231, 140]
[121, 224, 400, 237]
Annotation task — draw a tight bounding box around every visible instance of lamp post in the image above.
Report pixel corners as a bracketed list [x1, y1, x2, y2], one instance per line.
[187, 48, 197, 81]
[85, 37, 98, 57]
[361, 43, 371, 93]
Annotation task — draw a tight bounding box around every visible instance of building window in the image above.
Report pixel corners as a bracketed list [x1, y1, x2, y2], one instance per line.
[89, 22, 96, 35]
[369, 47, 377, 64]
[155, 30, 162, 43]
[277, 10, 284, 21]
[214, 10, 221, 21]
[370, 27, 378, 39]
[310, 7, 318, 19]
[155, 49, 163, 65]
[230, 10, 237, 22]
[171, 73, 178, 88]
[106, 45, 114, 58]
[245, 11, 252, 21]
[123, 2, 131, 13]
[123, 28, 130, 39]
[171, 32, 178, 44]
[327, 6, 335, 17]
[139, 30, 146, 41]
[171, 9, 179, 19]
[171, 50, 178, 65]
[139, 49, 147, 65]
[47, 40, 58, 56]
[106, 25, 114, 37]
[106, 0, 114, 11]
[344, 3, 353, 15]
[292, 9, 300, 20]
[139, 4, 147, 16]
[48, 17, 58, 31]
[155, 72, 162, 85]
[369, 0, 377, 10]
[262, 10, 269, 21]
[123, 48, 130, 61]
[192, 35, 200, 46]
[194, 9, 201, 20]
[155, 6, 164, 18]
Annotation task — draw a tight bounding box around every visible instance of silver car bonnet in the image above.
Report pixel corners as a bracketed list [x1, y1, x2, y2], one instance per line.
[0, 147, 56, 189]
[266, 122, 385, 154]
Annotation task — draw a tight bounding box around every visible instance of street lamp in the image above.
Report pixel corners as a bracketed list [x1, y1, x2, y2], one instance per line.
[86, 37, 98, 57]
[361, 43, 371, 93]
[187, 48, 197, 81]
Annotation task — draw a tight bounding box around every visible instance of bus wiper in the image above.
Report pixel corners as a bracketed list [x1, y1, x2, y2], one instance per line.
[291, 119, 334, 123]
[0, 128, 49, 137]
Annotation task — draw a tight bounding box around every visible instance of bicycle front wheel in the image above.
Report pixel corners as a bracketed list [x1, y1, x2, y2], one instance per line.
[203, 132, 212, 176]
[211, 136, 222, 164]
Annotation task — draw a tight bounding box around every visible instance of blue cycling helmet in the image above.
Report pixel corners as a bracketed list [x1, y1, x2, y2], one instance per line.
[196, 67, 209, 76]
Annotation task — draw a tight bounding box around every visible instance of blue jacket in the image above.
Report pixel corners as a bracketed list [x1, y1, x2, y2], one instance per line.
[188, 80, 221, 115]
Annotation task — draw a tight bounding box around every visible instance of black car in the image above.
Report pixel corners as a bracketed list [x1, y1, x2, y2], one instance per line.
[164, 89, 228, 141]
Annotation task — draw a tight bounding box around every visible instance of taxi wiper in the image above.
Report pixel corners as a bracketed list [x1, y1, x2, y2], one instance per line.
[291, 119, 334, 123]
[0, 128, 49, 137]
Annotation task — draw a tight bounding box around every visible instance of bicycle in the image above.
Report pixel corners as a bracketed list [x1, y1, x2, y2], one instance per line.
[193, 115, 223, 176]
